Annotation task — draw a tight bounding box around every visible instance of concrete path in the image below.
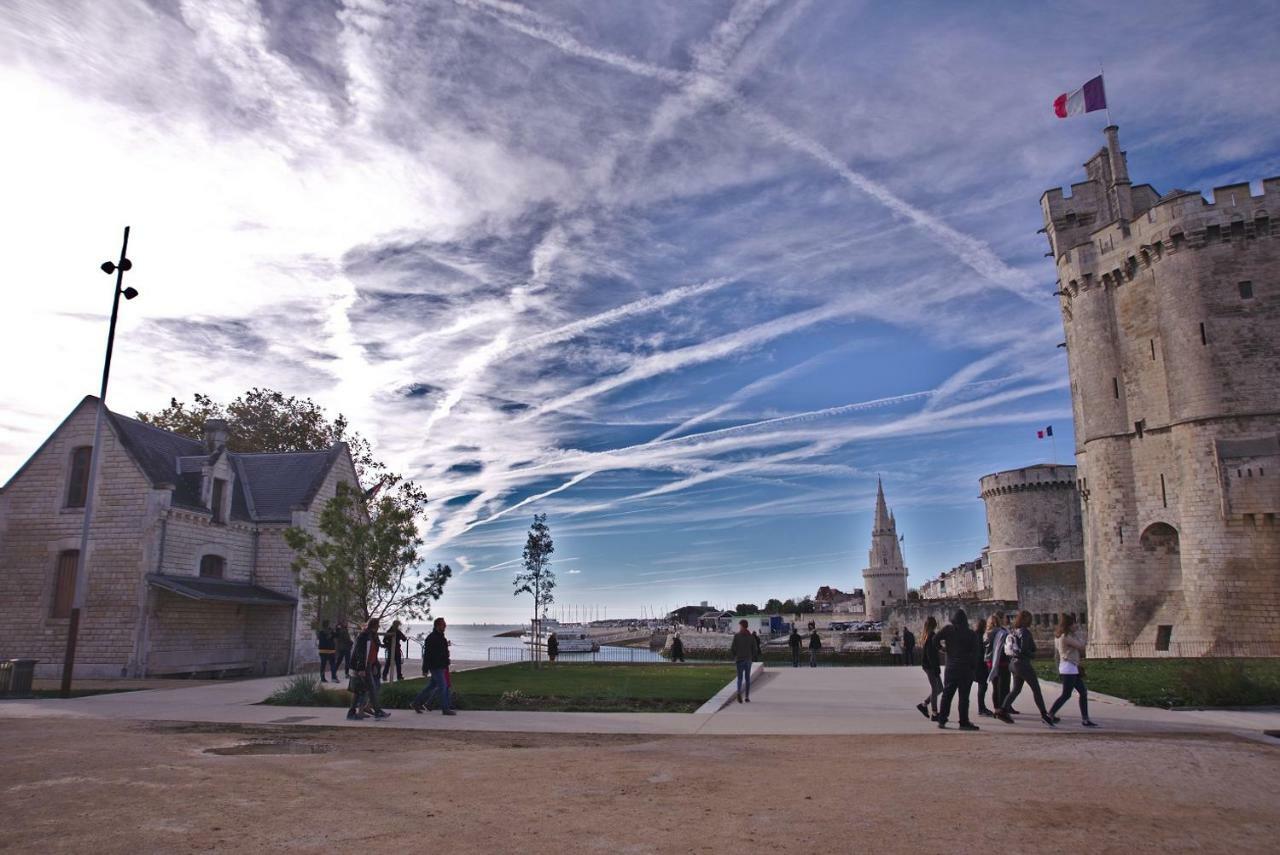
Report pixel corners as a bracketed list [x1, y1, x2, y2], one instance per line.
[4, 663, 1279, 742]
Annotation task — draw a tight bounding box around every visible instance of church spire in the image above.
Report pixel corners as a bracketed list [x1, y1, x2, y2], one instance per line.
[874, 476, 892, 533]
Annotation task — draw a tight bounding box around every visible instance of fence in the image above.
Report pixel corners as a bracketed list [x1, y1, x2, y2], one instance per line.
[1088, 640, 1280, 659]
[487, 646, 665, 663]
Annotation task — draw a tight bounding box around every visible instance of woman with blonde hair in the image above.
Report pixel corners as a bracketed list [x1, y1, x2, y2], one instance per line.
[1049, 614, 1098, 727]
[995, 610, 1054, 727]
[915, 616, 943, 721]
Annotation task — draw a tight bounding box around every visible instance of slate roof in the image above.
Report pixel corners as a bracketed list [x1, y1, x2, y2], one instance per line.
[146, 573, 297, 606]
[2, 396, 353, 523]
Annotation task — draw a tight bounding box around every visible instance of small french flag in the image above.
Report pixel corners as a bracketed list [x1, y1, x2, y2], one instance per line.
[1053, 75, 1107, 118]
[1037, 425, 1054, 439]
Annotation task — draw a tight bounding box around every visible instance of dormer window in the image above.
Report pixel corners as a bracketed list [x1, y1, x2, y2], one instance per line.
[66, 446, 92, 508]
[199, 555, 225, 579]
[211, 478, 227, 525]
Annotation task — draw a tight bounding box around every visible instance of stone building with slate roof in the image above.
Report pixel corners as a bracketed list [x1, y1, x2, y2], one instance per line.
[0, 396, 359, 678]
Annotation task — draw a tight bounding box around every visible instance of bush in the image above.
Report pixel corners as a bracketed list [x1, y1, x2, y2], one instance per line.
[1178, 659, 1277, 707]
[264, 674, 349, 707]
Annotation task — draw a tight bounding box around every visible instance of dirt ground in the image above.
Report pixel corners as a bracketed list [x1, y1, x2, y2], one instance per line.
[1, 717, 1278, 853]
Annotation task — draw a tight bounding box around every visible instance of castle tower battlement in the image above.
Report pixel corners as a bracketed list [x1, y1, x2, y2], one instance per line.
[1042, 127, 1280, 657]
[862, 478, 908, 620]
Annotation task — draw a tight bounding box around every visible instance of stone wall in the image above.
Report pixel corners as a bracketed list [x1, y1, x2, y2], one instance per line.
[881, 600, 1019, 649]
[0, 402, 158, 678]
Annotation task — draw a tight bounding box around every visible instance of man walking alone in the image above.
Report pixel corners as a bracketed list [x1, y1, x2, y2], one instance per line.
[412, 617, 456, 716]
[730, 619, 754, 703]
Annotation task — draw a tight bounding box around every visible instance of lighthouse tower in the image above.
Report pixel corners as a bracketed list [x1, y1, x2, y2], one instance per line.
[862, 479, 909, 620]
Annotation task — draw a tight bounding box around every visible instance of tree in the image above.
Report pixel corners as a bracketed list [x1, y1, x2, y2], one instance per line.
[284, 481, 450, 625]
[765, 598, 785, 614]
[799, 596, 816, 614]
[734, 603, 760, 615]
[781, 598, 797, 615]
[907, 588, 921, 602]
[513, 513, 555, 665]
[137, 387, 385, 484]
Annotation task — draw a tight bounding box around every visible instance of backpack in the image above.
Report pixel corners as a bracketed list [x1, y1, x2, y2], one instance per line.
[1003, 628, 1021, 659]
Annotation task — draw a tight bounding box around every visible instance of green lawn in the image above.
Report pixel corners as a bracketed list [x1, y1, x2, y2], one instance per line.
[1033, 657, 1280, 708]
[267, 663, 736, 713]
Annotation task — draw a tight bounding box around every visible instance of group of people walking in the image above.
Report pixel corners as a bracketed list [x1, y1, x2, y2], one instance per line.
[914, 609, 1098, 731]
[316, 616, 456, 721]
[787, 622, 822, 667]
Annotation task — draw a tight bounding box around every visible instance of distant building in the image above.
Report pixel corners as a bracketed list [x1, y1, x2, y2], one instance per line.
[861, 478, 908, 620]
[918, 551, 989, 601]
[668, 604, 715, 627]
[0, 397, 358, 679]
[814, 585, 864, 613]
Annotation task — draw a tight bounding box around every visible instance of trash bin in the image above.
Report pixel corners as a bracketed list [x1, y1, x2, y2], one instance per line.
[0, 659, 38, 697]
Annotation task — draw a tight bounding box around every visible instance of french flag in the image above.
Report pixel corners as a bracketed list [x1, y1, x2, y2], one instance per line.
[1037, 425, 1054, 439]
[1053, 75, 1107, 118]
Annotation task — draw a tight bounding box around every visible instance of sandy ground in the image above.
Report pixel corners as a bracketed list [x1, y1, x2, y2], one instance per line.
[1, 717, 1277, 853]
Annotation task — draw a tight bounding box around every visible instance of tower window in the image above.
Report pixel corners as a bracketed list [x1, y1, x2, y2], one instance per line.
[199, 555, 225, 579]
[51, 550, 79, 618]
[1199, 322, 1207, 345]
[66, 446, 92, 508]
[1231, 220, 1245, 240]
[1150, 339, 1156, 360]
[1239, 281, 1253, 299]
[211, 478, 227, 525]
[1160, 473, 1167, 508]
[1205, 224, 1221, 242]
[1113, 377, 1120, 399]
[1155, 625, 1173, 651]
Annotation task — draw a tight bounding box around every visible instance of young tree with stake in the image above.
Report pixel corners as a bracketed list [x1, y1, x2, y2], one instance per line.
[513, 513, 556, 666]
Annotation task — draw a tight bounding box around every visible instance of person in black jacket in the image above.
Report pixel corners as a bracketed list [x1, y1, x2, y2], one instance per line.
[333, 621, 353, 678]
[807, 622, 821, 667]
[933, 609, 981, 730]
[788, 627, 803, 667]
[547, 632, 559, 663]
[973, 618, 992, 717]
[902, 628, 916, 667]
[347, 618, 390, 721]
[411, 617, 455, 715]
[996, 610, 1055, 727]
[670, 634, 685, 663]
[381, 620, 407, 682]
[316, 620, 337, 683]
[915, 616, 942, 721]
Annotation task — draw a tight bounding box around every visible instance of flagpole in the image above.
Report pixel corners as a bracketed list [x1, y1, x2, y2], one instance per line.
[1099, 62, 1113, 126]
[1051, 432, 1058, 464]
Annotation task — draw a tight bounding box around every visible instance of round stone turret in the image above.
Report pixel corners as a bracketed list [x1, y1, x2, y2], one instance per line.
[979, 465, 1082, 602]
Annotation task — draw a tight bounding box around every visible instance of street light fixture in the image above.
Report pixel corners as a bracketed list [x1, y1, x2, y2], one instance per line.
[60, 227, 137, 698]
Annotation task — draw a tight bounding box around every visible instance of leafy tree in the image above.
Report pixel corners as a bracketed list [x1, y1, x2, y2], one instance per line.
[781, 598, 797, 615]
[734, 603, 760, 615]
[907, 588, 921, 602]
[284, 481, 450, 624]
[137, 388, 384, 484]
[765, 598, 785, 614]
[799, 596, 816, 614]
[513, 513, 556, 665]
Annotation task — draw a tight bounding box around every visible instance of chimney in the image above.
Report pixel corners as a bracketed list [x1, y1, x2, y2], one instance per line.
[203, 419, 230, 454]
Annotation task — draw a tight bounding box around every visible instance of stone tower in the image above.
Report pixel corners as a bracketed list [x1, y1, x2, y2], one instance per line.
[979, 464, 1083, 601]
[862, 478, 908, 620]
[1042, 126, 1280, 657]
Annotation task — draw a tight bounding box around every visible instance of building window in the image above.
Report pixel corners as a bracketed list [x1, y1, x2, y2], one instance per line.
[1160, 473, 1167, 508]
[1155, 625, 1173, 652]
[1135, 420, 1145, 439]
[1149, 339, 1156, 360]
[1113, 377, 1120, 399]
[1205, 224, 1220, 242]
[66, 446, 92, 508]
[1239, 281, 1253, 299]
[1199, 322, 1207, 346]
[211, 478, 227, 525]
[52, 550, 79, 618]
[199, 554, 225, 579]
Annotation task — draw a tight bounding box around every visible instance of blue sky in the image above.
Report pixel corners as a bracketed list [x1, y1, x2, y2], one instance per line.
[2, 1, 1278, 622]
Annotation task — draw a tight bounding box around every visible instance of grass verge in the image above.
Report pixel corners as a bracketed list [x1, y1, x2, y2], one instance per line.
[1033, 657, 1280, 708]
[265, 664, 735, 713]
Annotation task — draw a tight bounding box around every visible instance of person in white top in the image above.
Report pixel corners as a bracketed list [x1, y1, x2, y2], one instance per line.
[1048, 614, 1098, 727]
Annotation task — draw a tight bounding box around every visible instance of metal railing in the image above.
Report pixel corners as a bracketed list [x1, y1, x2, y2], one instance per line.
[487, 646, 665, 663]
[1088, 640, 1280, 659]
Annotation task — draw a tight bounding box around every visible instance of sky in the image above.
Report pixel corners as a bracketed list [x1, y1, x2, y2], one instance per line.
[2, 1, 1278, 623]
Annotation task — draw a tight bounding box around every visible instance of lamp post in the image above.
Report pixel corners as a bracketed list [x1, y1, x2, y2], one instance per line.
[60, 227, 138, 698]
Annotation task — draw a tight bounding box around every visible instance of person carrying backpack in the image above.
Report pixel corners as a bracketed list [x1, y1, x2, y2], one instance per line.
[985, 612, 1015, 714]
[996, 610, 1054, 727]
[347, 618, 390, 721]
[807, 622, 821, 667]
[316, 620, 337, 683]
[788, 626, 803, 668]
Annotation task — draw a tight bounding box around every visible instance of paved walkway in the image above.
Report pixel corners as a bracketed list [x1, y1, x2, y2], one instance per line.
[4, 664, 1279, 741]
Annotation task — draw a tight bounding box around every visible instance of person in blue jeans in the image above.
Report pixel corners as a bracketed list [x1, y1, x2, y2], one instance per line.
[730, 619, 754, 703]
[1049, 614, 1098, 727]
[412, 617, 456, 716]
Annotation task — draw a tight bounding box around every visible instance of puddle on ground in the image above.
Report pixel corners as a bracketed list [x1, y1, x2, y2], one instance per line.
[204, 740, 332, 756]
